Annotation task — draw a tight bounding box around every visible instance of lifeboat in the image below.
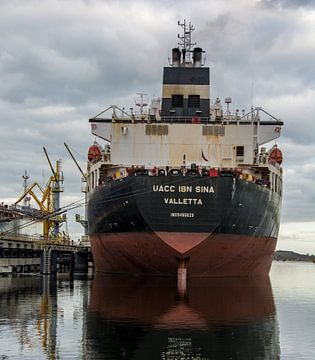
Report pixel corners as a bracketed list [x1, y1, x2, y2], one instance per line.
[268, 146, 283, 165]
[88, 143, 102, 162]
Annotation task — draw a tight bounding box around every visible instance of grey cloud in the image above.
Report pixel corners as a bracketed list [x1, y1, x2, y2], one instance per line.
[260, 0, 315, 9]
[0, 0, 174, 101]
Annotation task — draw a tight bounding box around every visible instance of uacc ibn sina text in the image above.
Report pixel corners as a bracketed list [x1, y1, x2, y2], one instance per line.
[152, 185, 215, 193]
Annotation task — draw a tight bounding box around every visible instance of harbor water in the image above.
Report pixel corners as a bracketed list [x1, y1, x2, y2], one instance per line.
[0, 261, 314, 359]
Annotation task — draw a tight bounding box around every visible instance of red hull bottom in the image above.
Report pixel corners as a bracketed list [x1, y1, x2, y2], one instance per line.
[90, 232, 276, 277]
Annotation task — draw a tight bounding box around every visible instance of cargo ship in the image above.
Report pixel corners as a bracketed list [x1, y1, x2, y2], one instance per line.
[87, 21, 283, 277]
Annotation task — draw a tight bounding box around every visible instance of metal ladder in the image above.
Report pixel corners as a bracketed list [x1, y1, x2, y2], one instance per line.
[42, 248, 51, 275]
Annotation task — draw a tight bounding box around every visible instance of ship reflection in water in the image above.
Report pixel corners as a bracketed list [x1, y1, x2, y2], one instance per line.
[87, 275, 280, 359]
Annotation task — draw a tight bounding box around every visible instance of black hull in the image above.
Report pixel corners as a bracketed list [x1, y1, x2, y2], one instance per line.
[88, 175, 281, 237]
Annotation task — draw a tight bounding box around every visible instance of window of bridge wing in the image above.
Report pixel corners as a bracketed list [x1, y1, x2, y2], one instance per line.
[172, 95, 183, 107]
[188, 95, 200, 108]
[236, 146, 244, 157]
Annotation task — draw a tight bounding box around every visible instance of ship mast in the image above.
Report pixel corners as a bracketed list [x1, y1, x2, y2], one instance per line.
[135, 92, 148, 115]
[177, 20, 196, 63]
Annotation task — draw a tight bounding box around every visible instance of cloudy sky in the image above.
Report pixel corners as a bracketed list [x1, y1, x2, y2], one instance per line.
[1, 0, 315, 253]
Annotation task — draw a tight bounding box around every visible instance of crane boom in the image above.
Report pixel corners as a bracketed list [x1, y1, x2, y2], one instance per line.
[43, 147, 58, 181]
[64, 143, 87, 182]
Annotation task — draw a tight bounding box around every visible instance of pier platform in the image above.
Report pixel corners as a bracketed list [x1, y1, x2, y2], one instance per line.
[0, 233, 92, 275]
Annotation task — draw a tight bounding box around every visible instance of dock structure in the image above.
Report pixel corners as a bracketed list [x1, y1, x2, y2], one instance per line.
[0, 155, 93, 276]
[0, 233, 92, 276]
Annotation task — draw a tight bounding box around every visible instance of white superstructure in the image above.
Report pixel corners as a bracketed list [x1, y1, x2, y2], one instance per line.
[86, 21, 283, 197]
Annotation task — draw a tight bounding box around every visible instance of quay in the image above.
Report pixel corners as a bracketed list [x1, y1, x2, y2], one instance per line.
[0, 233, 92, 276]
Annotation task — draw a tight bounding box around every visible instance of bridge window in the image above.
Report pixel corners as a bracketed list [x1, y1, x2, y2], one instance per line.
[188, 95, 200, 108]
[172, 95, 183, 107]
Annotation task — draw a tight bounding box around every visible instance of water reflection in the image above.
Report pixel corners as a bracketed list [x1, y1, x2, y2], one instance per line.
[37, 277, 58, 358]
[0, 276, 89, 359]
[0, 275, 280, 359]
[87, 275, 280, 359]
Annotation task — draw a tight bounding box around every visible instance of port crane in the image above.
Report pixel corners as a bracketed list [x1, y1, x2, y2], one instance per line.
[14, 147, 68, 243]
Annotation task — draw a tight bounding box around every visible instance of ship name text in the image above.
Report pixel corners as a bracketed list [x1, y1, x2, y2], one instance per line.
[152, 185, 215, 193]
[164, 198, 202, 205]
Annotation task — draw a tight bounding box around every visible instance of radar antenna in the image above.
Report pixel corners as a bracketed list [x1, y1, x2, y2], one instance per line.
[177, 19, 196, 63]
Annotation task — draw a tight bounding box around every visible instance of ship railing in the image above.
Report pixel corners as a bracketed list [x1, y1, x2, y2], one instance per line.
[91, 114, 282, 126]
[97, 166, 271, 189]
[159, 116, 210, 124]
[90, 106, 282, 125]
[94, 116, 228, 124]
[157, 115, 277, 124]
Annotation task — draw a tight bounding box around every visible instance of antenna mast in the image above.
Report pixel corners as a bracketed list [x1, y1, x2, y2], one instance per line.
[22, 170, 30, 207]
[177, 19, 196, 63]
